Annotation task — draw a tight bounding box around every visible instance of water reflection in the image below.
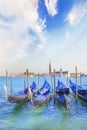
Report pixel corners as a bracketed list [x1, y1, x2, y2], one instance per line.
[0, 77, 87, 130]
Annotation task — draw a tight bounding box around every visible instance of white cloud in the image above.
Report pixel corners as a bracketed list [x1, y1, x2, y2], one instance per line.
[0, 0, 48, 74]
[0, 0, 47, 58]
[37, 43, 46, 52]
[65, 1, 87, 25]
[44, 0, 58, 16]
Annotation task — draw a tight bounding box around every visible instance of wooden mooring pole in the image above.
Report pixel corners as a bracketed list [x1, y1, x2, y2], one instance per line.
[37, 74, 40, 92]
[26, 69, 30, 99]
[54, 69, 56, 103]
[10, 76, 13, 94]
[75, 66, 78, 103]
[66, 72, 69, 87]
[6, 70, 8, 95]
[80, 72, 82, 86]
[24, 72, 26, 90]
[50, 73, 53, 94]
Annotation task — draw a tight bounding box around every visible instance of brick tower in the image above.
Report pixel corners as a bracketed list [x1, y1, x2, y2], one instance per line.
[49, 62, 52, 74]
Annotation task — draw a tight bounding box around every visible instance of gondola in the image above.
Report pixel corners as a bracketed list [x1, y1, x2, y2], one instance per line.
[55, 80, 72, 109]
[69, 80, 87, 101]
[5, 81, 37, 103]
[31, 80, 51, 107]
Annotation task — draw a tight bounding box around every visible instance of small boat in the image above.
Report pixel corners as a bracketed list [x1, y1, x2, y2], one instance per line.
[5, 81, 37, 103]
[55, 80, 72, 109]
[31, 80, 51, 107]
[69, 80, 87, 101]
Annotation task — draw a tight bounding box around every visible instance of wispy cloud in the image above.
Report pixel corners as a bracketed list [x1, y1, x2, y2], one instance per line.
[44, 0, 58, 16]
[65, 1, 87, 25]
[0, 0, 47, 60]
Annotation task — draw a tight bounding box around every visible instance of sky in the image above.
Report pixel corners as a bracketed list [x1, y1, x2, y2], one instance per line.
[0, 0, 87, 75]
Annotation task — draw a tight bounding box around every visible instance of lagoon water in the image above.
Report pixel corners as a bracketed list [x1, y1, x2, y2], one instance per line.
[0, 76, 87, 130]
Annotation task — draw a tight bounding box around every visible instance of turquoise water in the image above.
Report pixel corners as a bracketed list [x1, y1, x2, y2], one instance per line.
[0, 76, 87, 130]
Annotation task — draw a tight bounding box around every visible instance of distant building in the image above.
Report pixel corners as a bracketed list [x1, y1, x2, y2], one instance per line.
[56, 70, 68, 77]
[70, 73, 80, 77]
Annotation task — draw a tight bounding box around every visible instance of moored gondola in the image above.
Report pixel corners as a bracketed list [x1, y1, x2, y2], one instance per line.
[54, 80, 72, 109]
[31, 80, 51, 107]
[69, 80, 87, 102]
[5, 81, 37, 103]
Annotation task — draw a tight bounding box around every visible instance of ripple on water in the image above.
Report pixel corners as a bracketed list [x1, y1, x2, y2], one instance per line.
[0, 77, 87, 130]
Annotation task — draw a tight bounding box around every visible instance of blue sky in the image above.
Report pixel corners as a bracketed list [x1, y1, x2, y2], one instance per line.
[0, 0, 87, 75]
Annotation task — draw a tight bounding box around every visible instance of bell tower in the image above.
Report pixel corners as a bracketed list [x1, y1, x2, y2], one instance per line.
[49, 62, 52, 74]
